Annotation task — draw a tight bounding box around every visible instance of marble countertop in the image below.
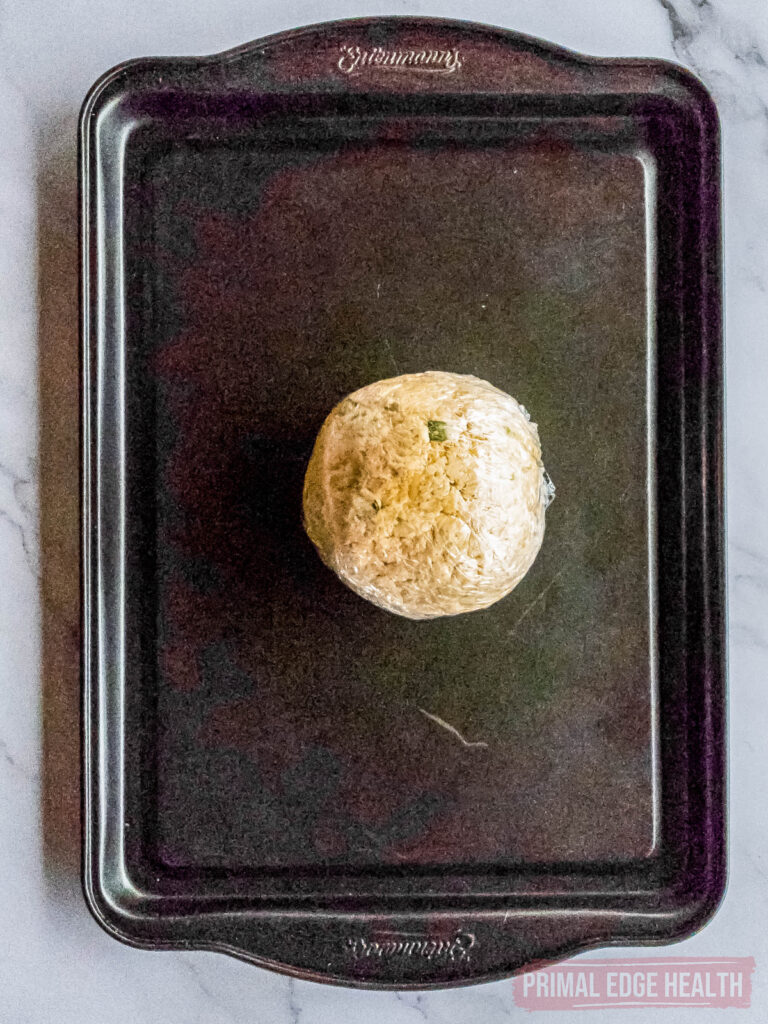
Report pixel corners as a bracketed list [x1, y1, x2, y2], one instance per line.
[1, 0, 766, 1020]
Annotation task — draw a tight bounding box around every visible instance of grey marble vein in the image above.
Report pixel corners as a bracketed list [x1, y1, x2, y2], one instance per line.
[286, 977, 302, 1024]
[0, 459, 39, 577]
[730, 620, 768, 652]
[654, 0, 768, 121]
[0, 736, 37, 781]
[395, 992, 429, 1020]
[177, 955, 242, 1024]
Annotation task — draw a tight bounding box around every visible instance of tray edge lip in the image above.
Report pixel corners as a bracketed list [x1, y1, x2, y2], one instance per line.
[77, 14, 722, 126]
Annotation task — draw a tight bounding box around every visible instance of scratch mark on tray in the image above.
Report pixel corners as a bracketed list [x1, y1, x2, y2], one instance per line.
[381, 334, 400, 375]
[418, 708, 489, 749]
[506, 564, 568, 639]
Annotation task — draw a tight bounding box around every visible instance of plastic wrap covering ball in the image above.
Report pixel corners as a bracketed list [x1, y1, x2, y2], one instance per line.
[302, 371, 554, 620]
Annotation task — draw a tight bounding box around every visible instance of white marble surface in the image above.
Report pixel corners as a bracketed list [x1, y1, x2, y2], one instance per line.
[1, 0, 766, 1019]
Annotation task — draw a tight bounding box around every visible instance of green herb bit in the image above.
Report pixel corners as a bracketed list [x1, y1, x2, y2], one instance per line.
[428, 420, 448, 442]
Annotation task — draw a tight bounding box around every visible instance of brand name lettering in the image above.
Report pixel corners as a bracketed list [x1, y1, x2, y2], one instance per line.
[338, 45, 463, 75]
[345, 931, 475, 961]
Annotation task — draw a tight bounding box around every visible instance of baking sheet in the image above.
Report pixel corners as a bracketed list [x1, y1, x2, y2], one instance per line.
[82, 16, 724, 987]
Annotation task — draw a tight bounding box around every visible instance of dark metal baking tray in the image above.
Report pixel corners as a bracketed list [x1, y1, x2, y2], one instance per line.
[81, 16, 725, 988]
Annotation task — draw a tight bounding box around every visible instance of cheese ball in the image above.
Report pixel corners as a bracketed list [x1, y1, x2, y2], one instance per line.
[302, 370, 553, 620]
